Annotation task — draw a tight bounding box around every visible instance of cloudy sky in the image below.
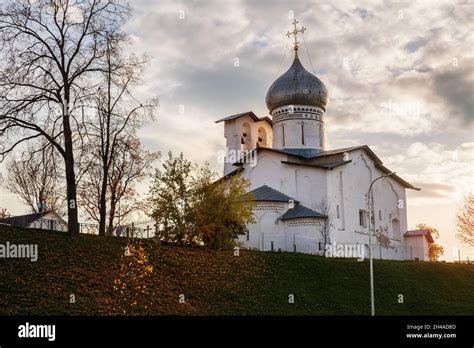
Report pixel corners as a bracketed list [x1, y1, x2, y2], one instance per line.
[1, 0, 473, 260]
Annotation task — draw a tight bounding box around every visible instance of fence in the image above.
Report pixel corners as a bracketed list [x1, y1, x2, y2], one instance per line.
[111, 222, 155, 239]
[259, 232, 438, 261]
[2, 216, 156, 239]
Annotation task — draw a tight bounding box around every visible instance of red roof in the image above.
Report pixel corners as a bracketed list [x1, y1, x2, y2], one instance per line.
[404, 229, 434, 243]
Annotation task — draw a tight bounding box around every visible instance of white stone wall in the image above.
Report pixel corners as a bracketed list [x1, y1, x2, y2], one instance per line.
[233, 147, 412, 260]
[237, 201, 325, 254]
[244, 151, 328, 210]
[272, 118, 324, 151]
[271, 105, 326, 151]
[284, 219, 324, 254]
[326, 149, 408, 260]
[405, 236, 430, 261]
[237, 201, 287, 251]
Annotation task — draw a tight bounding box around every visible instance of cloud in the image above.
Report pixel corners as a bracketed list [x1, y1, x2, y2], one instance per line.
[404, 37, 428, 53]
[383, 142, 474, 204]
[409, 182, 458, 198]
[432, 62, 474, 126]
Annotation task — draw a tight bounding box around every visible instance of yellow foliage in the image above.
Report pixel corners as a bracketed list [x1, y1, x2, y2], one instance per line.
[112, 240, 154, 314]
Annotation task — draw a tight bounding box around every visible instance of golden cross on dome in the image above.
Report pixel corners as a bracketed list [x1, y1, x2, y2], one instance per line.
[286, 18, 306, 51]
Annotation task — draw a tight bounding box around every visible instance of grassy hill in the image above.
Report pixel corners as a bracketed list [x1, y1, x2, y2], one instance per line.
[0, 224, 473, 315]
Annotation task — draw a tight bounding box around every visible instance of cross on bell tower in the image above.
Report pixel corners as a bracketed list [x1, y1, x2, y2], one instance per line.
[286, 18, 306, 52]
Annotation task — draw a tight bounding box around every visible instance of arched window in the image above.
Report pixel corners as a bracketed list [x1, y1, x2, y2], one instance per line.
[257, 127, 267, 147]
[242, 122, 251, 151]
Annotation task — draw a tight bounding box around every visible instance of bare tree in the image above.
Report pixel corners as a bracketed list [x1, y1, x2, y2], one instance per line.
[317, 201, 333, 256]
[456, 194, 474, 247]
[374, 225, 393, 259]
[6, 141, 63, 213]
[0, 207, 10, 219]
[78, 32, 157, 236]
[79, 135, 159, 234]
[106, 137, 159, 234]
[0, 0, 130, 237]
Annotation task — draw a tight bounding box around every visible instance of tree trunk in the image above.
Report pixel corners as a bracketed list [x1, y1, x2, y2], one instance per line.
[107, 193, 117, 236]
[98, 169, 108, 236]
[63, 114, 80, 238]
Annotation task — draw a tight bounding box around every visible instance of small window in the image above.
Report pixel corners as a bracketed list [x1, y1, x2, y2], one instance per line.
[246, 229, 250, 241]
[359, 210, 366, 227]
[301, 124, 305, 145]
[336, 205, 341, 219]
[378, 210, 382, 221]
[282, 125, 285, 147]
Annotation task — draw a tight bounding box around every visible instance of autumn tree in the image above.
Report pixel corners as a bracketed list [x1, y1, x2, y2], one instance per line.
[416, 223, 444, 261]
[190, 163, 254, 250]
[456, 194, 474, 247]
[148, 153, 255, 249]
[0, 0, 131, 237]
[6, 141, 63, 213]
[112, 240, 154, 314]
[148, 152, 194, 245]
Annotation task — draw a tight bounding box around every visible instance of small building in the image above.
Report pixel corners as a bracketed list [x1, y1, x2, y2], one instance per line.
[0, 211, 68, 232]
[404, 229, 434, 261]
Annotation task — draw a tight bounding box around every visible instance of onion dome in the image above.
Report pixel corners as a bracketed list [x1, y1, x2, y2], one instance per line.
[265, 51, 328, 113]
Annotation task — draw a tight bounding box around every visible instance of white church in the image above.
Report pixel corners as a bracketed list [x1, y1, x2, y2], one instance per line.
[215, 21, 432, 261]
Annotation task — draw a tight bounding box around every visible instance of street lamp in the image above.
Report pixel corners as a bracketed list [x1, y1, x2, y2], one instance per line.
[367, 172, 395, 316]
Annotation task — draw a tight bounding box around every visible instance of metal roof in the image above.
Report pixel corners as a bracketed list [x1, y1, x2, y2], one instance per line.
[281, 204, 327, 221]
[281, 160, 352, 170]
[215, 111, 272, 126]
[246, 185, 297, 203]
[265, 52, 328, 113]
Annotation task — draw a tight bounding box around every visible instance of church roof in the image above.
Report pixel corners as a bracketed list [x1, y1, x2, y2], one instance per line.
[246, 185, 297, 203]
[215, 111, 272, 126]
[265, 52, 328, 113]
[233, 146, 420, 191]
[315, 145, 382, 163]
[281, 160, 352, 169]
[281, 204, 327, 221]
